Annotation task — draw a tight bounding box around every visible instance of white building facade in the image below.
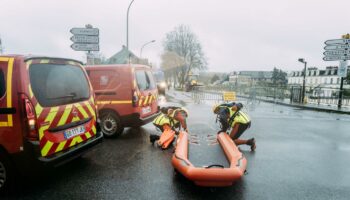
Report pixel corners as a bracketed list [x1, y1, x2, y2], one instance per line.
[288, 66, 349, 97]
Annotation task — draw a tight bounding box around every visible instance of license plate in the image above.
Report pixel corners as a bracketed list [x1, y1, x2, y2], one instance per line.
[64, 125, 85, 139]
[142, 106, 151, 114]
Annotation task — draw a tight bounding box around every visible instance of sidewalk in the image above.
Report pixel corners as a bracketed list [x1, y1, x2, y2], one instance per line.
[245, 95, 350, 115]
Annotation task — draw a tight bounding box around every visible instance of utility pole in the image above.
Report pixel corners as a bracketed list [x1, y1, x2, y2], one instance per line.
[337, 33, 350, 109]
[298, 58, 307, 104]
[126, 0, 135, 51]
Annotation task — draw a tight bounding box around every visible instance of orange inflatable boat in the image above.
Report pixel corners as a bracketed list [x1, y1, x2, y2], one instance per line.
[172, 131, 247, 187]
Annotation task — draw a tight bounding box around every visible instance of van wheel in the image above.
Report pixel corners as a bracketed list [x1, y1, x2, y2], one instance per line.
[100, 111, 124, 138]
[0, 152, 14, 194]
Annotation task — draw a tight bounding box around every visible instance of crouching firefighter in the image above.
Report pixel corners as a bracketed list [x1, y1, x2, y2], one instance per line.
[213, 102, 256, 151]
[150, 107, 188, 149]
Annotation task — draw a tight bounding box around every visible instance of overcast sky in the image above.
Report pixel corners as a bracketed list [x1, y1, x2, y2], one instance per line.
[1, 0, 349, 72]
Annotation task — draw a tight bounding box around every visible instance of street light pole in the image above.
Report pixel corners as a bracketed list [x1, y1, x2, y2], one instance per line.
[126, 0, 135, 51]
[298, 58, 307, 104]
[140, 40, 155, 58]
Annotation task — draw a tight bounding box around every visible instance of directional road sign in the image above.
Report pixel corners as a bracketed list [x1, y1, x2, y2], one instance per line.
[323, 50, 350, 56]
[324, 39, 350, 45]
[70, 35, 99, 43]
[323, 55, 350, 61]
[71, 43, 99, 51]
[70, 28, 99, 36]
[324, 44, 350, 50]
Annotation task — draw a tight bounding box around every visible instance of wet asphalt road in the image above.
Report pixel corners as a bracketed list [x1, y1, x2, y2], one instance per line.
[4, 91, 350, 200]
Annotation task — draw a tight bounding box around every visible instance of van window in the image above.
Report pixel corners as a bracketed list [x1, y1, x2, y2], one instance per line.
[135, 71, 149, 91]
[146, 71, 156, 89]
[29, 63, 90, 107]
[0, 69, 5, 98]
[135, 70, 157, 91]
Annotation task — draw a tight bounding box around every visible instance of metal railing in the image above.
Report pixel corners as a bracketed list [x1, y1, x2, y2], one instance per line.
[190, 85, 350, 107]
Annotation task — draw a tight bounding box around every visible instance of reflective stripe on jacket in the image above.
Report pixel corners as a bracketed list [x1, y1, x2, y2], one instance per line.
[230, 110, 250, 127]
[153, 114, 178, 126]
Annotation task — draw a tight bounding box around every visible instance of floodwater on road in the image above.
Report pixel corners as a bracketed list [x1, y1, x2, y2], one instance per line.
[4, 93, 350, 200]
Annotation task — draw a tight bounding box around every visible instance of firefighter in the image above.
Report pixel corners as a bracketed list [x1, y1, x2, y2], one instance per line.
[213, 102, 256, 151]
[150, 106, 188, 145]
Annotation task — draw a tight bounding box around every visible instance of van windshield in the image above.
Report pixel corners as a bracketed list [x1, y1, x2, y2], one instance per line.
[29, 63, 90, 107]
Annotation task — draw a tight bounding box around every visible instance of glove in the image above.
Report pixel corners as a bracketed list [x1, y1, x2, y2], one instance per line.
[217, 130, 226, 134]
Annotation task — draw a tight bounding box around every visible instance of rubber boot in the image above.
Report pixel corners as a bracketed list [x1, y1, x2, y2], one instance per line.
[150, 134, 160, 145]
[247, 138, 256, 151]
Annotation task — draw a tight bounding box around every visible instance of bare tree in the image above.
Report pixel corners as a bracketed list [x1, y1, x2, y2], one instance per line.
[161, 51, 185, 86]
[162, 25, 207, 87]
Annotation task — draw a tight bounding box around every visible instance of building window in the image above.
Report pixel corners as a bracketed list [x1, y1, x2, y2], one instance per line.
[337, 78, 340, 84]
[330, 78, 333, 84]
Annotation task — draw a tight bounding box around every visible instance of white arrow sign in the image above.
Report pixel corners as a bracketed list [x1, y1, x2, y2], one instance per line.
[323, 50, 350, 56]
[324, 39, 350, 45]
[71, 43, 99, 51]
[70, 35, 99, 43]
[324, 44, 350, 50]
[70, 28, 99, 36]
[323, 55, 350, 61]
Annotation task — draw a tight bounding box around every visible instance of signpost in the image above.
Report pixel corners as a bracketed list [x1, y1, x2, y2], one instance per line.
[323, 55, 350, 61]
[70, 35, 99, 44]
[324, 44, 350, 50]
[70, 24, 99, 64]
[323, 34, 350, 109]
[323, 50, 350, 56]
[324, 39, 350, 45]
[71, 44, 99, 51]
[70, 28, 99, 36]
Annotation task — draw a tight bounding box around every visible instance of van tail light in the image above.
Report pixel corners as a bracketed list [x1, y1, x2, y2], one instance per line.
[132, 90, 139, 107]
[23, 98, 39, 141]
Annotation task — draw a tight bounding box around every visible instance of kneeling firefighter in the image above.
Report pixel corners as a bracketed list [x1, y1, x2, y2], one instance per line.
[150, 106, 188, 149]
[213, 102, 256, 151]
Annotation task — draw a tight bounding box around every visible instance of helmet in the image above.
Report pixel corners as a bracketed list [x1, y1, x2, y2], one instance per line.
[181, 107, 189, 117]
[167, 108, 174, 116]
[212, 103, 220, 114]
[236, 103, 243, 110]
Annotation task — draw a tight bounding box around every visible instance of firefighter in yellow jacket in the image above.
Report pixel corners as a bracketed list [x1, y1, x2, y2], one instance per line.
[150, 106, 188, 145]
[213, 102, 256, 151]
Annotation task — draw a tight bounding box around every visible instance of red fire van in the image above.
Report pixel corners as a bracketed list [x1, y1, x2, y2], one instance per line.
[85, 64, 160, 138]
[0, 55, 103, 192]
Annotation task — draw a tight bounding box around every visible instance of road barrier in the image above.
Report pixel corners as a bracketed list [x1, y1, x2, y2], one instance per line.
[192, 90, 224, 103]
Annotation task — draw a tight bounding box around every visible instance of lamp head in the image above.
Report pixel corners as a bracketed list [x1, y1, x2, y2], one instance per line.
[298, 58, 305, 63]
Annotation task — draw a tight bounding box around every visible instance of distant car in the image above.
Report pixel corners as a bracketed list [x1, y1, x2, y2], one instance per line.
[86, 64, 160, 138]
[0, 55, 103, 192]
[153, 70, 167, 95]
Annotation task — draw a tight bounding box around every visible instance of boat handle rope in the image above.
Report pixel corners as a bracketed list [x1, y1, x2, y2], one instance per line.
[205, 164, 224, 169]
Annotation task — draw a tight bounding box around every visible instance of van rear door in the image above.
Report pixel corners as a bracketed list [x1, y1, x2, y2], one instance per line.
[134, 68, 158, 118]
[0, 57, 22, 153]
[28, 59, 97, 157]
